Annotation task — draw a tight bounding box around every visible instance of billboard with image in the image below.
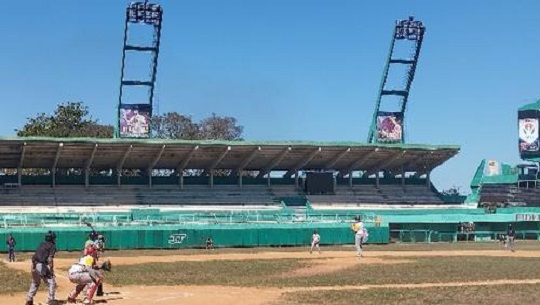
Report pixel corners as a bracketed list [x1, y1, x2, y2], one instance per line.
[518, 118, 539, 153]
[376, 111, 403, 142]
[119, 104, 151, 138]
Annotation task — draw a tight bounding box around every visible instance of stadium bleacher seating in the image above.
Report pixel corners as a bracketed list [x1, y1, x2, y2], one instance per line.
[307, 184, 444, 206]
[480, 183, 540, 207]
[0, 184, 279, 207]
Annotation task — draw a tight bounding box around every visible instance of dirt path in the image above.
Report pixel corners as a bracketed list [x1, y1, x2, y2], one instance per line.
[3, 249, 540, 305]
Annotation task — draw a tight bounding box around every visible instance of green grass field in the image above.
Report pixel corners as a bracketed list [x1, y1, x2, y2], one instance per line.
[2, 242, 540, 304]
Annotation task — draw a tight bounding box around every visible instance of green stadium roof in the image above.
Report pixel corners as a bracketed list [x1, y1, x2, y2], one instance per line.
[518, 99, 540, 111]
[0, 137, 460, 175]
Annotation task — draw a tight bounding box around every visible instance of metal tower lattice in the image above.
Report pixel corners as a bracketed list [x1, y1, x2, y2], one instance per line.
[367, 17, 425, 144]
[117, 1, 163, 138]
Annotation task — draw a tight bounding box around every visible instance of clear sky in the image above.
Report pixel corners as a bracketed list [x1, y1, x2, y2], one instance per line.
[1, 1, 538, 193]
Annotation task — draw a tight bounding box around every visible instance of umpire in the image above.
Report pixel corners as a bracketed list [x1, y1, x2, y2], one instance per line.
[25, 231, 57, 305]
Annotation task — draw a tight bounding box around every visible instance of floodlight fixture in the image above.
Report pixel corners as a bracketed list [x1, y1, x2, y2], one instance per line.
[395, 16, 425, 41]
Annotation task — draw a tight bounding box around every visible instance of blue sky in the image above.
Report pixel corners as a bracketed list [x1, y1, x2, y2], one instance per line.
[1, 1, 539, 192]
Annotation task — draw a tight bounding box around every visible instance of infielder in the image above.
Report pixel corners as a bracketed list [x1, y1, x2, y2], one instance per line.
[351, 217, 365, 257]
[67, 254, 111, 304]
[310, 230, 321, 254]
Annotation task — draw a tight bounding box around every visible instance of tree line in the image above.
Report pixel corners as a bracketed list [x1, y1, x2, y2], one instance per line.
[16, 101, 243, 141]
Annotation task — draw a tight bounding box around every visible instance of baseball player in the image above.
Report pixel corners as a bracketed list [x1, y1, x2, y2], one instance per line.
[205, 237, 214, 250]
[506, 224, 516, 252]
[351, 217, 365, 257]
[310, 230, 321, 254]
[6, 234, 16, 262]
[82, 235, 106, 297]
[66, 255, 111, 304]
[26, 231, 57, 305]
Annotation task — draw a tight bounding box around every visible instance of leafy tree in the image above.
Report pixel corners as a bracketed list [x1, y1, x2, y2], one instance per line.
[16, 102, 113, 138]
[151, 112, 243, 141]
[151, 112, 199, 139]
[441, 186, 463, 196]
[199, 113, 243, 140]
[151, 112, 244, 177]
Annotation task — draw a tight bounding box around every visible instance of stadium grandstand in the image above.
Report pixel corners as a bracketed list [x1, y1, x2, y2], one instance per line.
[1, 9, 539, 252]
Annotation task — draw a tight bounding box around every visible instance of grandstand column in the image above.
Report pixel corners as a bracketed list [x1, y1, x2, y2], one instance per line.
[116, 145, 132, 186]
[294, 171, 299, 188]
[52, 169, 56, 188]
[401, 167, 405, 187]
[17, 142, 26, 186]
[116, 170, 121, 186]
[209, 171, 214, 188]
[179, 174, 184, 189]
[51, 143, 63, 188]
[147, 145, 166, 188]
[238, 172, 243, 188]
[84, 144, 98, 188]
[348, 172, 353, 188]
[267, 173, 271, 187]
[426, 171, 431, 187]
[375, 171, 380, 188]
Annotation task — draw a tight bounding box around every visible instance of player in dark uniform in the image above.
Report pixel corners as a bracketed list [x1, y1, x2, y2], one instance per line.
[205, 237, 214, 250]
[507, 224, 516, 252]
[25, 231, 57, 305]
[6, 234, 16, 262]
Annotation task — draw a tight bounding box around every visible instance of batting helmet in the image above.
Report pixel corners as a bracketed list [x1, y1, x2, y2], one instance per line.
[45, 231, 56, 242]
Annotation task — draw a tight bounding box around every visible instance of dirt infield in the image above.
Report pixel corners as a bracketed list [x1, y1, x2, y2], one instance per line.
[3, 250, 540, 305]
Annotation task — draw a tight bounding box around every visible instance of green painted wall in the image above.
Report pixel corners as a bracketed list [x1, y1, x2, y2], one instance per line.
[0, 224, 389, 251]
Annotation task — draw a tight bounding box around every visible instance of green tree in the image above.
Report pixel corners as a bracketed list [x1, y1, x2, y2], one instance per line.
[441, 186, 462, 196]
[151, 112, 244, 141]
[16, 102, 113, 138]
[151, 112, 199, 139]
[200, 113, 243, 140]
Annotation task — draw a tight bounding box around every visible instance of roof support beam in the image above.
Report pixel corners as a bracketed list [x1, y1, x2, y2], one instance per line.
[18, 142, 27, 169]
[147, 145, 166, 172]
[51, 143, 64, 170]
[416, 156, 447, 177]
[175, 145, 199, 173]
[257, 146, 291, 178]
[338, 149, 379, 177]
[85, 144, 99, 170]
[116, 145, 133, 172]
[365, 150, 406, 176]
[284, 147, 321, 177]
[51, 143, 63, 188]
[325, 147, 350, 169]
[207, 146, 231, 171]
[234, 146, 261, 175]
[386, 151, 428, 174]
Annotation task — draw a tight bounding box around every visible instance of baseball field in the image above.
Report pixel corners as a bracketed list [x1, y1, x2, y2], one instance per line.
[1, 242, 540, 305]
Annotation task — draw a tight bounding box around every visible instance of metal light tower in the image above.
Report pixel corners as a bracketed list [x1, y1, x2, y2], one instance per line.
[117, 1, 163, 138]
[367, 17, 425, 144]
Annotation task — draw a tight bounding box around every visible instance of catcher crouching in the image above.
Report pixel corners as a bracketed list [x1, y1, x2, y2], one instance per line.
[66, 255, 112, 304]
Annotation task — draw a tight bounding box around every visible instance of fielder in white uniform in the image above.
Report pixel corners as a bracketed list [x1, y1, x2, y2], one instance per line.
[310, 230, 321, 254]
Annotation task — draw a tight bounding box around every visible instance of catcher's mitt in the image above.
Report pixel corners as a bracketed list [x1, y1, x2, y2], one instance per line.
[101, 260, 112, 272]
